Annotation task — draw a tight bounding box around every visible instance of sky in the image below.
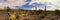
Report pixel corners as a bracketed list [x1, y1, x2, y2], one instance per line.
[0, 0, 60, 10]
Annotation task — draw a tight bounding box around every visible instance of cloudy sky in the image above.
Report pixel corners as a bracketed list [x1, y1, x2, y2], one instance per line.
[0, 0, 60, 10]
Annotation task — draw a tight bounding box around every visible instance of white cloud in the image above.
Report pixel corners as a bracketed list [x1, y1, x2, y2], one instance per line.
[0, 0, 27, 8]
[30, 7, 44, 10]
[29, 0, 60, 10]
[0, 0, 60, 10]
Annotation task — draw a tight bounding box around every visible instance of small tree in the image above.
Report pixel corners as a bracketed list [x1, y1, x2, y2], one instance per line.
[7, 7, 11, 11]
[4, 6, 11, 12]
[36, 9, 43, 15]
[6, 7, 11, 12]
[55, 9, 60, 16]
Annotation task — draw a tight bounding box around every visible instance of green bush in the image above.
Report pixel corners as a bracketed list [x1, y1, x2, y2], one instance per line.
[36, 9, 43, 15]
[55, 9, 60, 16]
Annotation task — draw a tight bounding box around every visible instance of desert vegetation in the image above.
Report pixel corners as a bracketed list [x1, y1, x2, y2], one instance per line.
[0, 7, 60, 20]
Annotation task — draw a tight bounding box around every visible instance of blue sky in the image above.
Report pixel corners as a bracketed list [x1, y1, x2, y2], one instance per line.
[15, 2, 46, 10]
[14, 0, 46, 10]
[0, 0, 60, 10]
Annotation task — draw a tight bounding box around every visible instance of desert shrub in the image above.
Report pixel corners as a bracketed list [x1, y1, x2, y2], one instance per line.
[3, 7, 11, 13]
[55, 9, 60, 16]
[6, 7, 11, 12]
[36, 9, 43, 15]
